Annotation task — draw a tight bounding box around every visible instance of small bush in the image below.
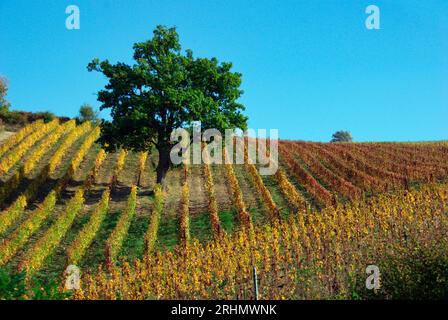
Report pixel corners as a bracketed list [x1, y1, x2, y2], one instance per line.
[0, 267, 71, 300]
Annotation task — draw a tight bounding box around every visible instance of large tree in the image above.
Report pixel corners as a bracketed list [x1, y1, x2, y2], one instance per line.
[88, 26, 247, 185]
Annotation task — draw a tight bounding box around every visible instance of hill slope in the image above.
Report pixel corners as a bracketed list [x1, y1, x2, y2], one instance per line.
[0, 121, 447, 299]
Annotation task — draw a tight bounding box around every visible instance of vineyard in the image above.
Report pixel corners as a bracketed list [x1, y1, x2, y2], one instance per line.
[0, 120, 448, 299]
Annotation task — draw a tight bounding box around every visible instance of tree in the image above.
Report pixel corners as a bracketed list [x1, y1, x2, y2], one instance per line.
[331, 131, 353, 143]
[88, 25, 248, 185]
[78, 103, 98, 124]
[0, 77, 11, 117]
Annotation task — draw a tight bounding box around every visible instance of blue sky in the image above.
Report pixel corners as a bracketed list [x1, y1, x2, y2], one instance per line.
[0, 0, 447, 142]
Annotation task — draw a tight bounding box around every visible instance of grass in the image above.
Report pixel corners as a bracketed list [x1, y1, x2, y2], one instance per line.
[119, 196, 153, 262]
[190, 213, 213, 243]
[157, 214, 179, 251]
[261, 174, 292, 219]
[218, 210, 236, 233]
[79, 209, 121, 269]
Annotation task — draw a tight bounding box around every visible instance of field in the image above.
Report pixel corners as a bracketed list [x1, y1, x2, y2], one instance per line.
[1, 120, 448, 299]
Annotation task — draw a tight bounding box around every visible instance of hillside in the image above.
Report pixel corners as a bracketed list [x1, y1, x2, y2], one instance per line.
[0, 120, 447, 299]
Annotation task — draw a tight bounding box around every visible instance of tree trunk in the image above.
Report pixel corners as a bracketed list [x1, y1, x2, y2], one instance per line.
[156, 146, 171, 187]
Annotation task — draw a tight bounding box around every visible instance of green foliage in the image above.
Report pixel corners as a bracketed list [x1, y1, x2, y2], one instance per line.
[0, 77, 10, 117]
[378, 244, 448, 299]
[34, 111, 55, 123]
[30, 277, 71, 300]
[78, 103, 99, 124]
[1, 111, 26, 125]
[1, 110, 55, 126]
[0, 267, 71, 300]
[331, 130, 353, 142]
[88, 25, 248, 183]
[353, 242, 448, 300]
[0, 268, 27, 299]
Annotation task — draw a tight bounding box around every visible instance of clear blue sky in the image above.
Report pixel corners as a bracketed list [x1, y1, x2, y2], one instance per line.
[0, 0, 447, 142]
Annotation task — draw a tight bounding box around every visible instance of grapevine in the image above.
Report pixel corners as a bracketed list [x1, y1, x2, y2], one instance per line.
[19, 188, 85, 275]
[179, 166, 190, 247]
[48, 121, 92, 176]
[223, 148, 252, 228]
[75, 184, 448, 300]
[0, 195, 27, 236]
[109, 148, 128, 190]
[23, 120, 76, 176]
[0, 191, 56, 266]
[0, 119, 59, 175]
[144, 184, 165, 254]
[67, 188, 110, 265]
[105, 185, 137, 266]
[137, 151, 148, 186]
[0, 120, 44, 158]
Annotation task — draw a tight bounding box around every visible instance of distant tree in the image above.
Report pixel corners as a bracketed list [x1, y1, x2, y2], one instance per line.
[88, 25, 248, 185]
[331, 130, 353, 143]
[0, 77, 11, 117]
[78, 103, 99, 124]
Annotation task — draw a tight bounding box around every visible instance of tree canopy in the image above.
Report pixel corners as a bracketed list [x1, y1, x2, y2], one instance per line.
[88, 25, 248, 184]
[331, 131, 353, 143]
[78, 103, 98, 124]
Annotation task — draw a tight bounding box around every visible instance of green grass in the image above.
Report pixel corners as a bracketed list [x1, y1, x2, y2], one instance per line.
[154, 209, 238, 248]
[190, 213, 213, 243]
[118, 192, 154, 261]
[119, 212, 152, 262]
[261, 174, 292, 220]
[219, 210, 236, 233]
[250, 207, 267, 225]
[157, 215, 179, 251]
[79, 209, 121, 269]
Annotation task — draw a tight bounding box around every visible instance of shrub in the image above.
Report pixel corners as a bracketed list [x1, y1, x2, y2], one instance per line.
[34, 111, 55, 123]
[353, 242, 448, 300]
[1, 110, 58, 126]
[3, 111, 28, 125]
